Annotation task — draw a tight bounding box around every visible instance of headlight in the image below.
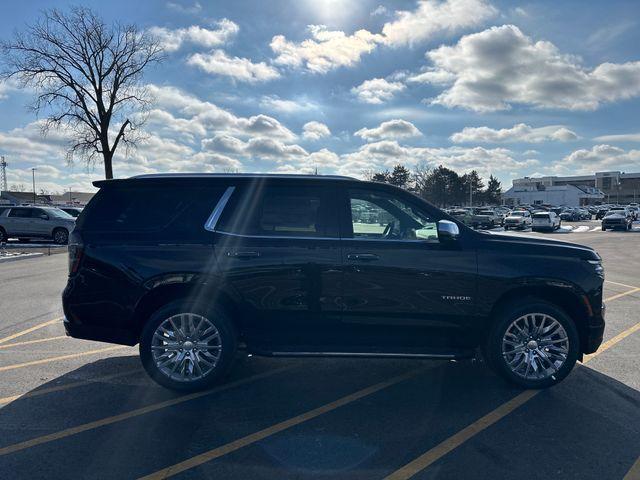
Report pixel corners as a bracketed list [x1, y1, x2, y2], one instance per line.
[587, 259, 604, 278]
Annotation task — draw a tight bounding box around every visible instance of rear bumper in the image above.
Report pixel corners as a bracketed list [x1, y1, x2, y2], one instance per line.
[63, 317, 137, 346]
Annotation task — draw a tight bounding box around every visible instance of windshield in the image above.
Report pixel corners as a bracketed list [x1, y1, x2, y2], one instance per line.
[510, 211, 525, 216]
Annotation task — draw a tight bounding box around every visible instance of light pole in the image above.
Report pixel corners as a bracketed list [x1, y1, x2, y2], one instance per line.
[31, 168, 37, 204]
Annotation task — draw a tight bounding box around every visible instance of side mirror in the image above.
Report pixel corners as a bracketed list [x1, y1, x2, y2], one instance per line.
[437, 220, 460, 242]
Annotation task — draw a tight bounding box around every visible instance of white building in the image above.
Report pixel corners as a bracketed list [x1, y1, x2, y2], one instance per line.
[503, 183, 604, 206]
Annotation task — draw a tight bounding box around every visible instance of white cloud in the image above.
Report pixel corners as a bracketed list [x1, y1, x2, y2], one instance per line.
[355, 119, 422, 142]
[202, 134, 308, 160]
[351, 78, 405, 104]
[269, 1, 496, 74]
[593, 133, 640, 143]
[149, 19, 239, 52]
[451, 123, 579, 143]
[371, 5, 389, 17]
[302, 121, 331, 141]
[337, 141, 535, 179]
[187, 49, 280, 83]
[147, 85, 296, 141]
[259, 95, 318, 113]
[415, 24, 640, 112]
[381, 0, 497, 46]
[271, 25, 383, 74]
[166, 1, 202, 14]
[561, 144, 640, 173]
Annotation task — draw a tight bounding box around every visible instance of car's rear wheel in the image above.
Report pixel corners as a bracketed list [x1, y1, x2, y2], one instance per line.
[0, 228, 7, 243]
[52, 228, 69, 245]
[485, 299, 579, 389]
[140, 301, 237, 391]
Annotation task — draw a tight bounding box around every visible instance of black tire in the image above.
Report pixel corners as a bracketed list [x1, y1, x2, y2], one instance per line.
[504, 226, 509, 230]
[52, 228, 69, 245]
[601, 226, 606, 231]
[139, 301, 238, 392]
[0, 228, 7, 243]
[485, 298, 580, 389]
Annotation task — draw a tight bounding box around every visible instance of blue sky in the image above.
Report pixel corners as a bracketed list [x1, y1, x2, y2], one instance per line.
[1, 0, 639, 192]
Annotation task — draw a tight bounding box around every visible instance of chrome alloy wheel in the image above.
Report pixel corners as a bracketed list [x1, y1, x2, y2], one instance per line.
[502, 313, 569, 381]
[151, 313, 222, 382]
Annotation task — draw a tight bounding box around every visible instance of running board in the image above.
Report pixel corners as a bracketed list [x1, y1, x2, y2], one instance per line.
[252, 350, 473, 360]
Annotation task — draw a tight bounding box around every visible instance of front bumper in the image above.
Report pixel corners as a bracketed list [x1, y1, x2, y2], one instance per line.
[583, 302, 605, 354]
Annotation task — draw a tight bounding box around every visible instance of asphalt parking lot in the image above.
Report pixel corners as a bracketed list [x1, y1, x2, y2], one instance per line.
[0, 222, 639, 479]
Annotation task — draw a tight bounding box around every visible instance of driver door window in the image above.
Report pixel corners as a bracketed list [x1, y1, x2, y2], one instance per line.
[349, 190, 439, 242]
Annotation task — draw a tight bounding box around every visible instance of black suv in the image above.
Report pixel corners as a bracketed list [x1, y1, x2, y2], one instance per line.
[63, 174, 605, 391]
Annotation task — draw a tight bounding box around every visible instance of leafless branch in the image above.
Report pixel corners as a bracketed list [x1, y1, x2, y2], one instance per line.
[0, 6, 164, 178]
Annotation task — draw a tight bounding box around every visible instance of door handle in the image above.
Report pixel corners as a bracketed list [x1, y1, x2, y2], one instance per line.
[347, 253, 379, 262]
[226, 251, 260, 258]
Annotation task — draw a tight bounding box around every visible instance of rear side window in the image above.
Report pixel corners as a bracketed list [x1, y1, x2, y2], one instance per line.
[8, 208, 32, 218]
[78, 183, 226, 234]
[218, 185, 337, 238]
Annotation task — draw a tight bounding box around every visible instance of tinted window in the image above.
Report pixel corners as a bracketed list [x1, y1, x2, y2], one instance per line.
[348, 189, 438, 242]
[31, 208, 49, 219]
[8, 208, 32, 218]
[79, 183, 226, 233]
[219, 185, 336, 238]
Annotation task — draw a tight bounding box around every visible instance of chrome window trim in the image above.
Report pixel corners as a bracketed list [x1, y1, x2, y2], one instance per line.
[204, 186, 235, 232]
[214, 230, 437, 244]
[215, 230, 340, 241]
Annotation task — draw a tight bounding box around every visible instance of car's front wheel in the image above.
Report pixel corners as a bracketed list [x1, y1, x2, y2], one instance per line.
[485, 298, 579, 389]
[52, 228, 69, 245]
[140, 302, 237, 391]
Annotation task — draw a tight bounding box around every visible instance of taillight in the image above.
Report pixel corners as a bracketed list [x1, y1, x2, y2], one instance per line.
[68, 244, 84, 275]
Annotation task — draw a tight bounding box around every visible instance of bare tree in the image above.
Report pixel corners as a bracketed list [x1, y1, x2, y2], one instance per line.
[1, 7, 163, 179]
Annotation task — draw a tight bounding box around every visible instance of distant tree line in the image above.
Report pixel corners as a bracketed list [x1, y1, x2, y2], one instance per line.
[365, 163, 503, 207]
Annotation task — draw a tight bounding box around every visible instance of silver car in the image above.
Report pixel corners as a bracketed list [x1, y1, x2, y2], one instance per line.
[0, 206, 76, 244]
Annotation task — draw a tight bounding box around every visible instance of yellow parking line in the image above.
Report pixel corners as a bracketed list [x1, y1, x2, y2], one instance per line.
[383, 318, 640, 479]
[0, 366, 292, 456]
[384, 390, 539, 480]
[624, 455, 640, 480]
[605, 280, 639, 290]
[0, 369, 142, 406]
[0, 345, 127, 373]
[0, 318, 61, 345]
[584, 322, 640, 363]
[138, 368, 426, 480]
[0, 336, 67, 350]
[604, 287, 640, 302]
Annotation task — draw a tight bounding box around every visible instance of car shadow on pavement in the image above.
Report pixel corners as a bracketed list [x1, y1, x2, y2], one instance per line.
[0, 356, 638, 480]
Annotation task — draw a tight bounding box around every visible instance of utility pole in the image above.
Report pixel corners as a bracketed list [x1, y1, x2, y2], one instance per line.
[0, 156, 7, 192]
[31, 167, 37, 204]
[469, 181, 473, 207]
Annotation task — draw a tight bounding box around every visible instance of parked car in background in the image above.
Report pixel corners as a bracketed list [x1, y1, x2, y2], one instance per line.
[601, 207, 633, 231]
[595, 208, 609, 220]
[532, 211, 561, 231]
[449, 208, 473, 226]
[0, 206, 75, 244]
[63, 173, 605, 392]
[60, 206, 83, 218]
[504, 210, 532, 230]
[560, 209, 580, 222]
[577, 208, 591, 220]
[470, 208, 501, 229]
